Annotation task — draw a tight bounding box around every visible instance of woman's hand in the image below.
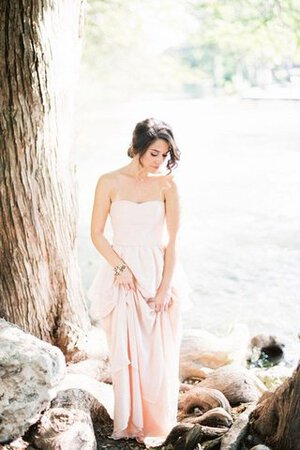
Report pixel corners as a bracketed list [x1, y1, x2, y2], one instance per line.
[113, 266, 136, 291]
[148, 291, 174, 313]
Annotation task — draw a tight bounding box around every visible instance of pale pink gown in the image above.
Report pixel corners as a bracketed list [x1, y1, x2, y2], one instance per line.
[87, 199, 183, 444]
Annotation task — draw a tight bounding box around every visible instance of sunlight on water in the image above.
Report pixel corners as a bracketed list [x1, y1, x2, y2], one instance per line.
[75, 94, 300, 366]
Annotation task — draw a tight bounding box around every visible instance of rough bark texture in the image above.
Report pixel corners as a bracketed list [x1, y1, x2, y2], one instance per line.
[0, 0, 90, 361]
[249, 360, 300, 450]
[220, 402, 256, 450]
[178, 386, 231, 421]
[166, 423, 227, 450]
[181, 407, 233, 428]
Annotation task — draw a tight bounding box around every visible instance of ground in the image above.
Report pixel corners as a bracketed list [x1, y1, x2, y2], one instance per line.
[95, 421, 167, 449]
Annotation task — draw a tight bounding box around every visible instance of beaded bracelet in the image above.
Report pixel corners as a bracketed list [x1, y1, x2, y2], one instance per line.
[113, 262, 127, 277]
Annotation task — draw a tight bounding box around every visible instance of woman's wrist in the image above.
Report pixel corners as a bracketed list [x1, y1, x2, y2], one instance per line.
[157, 285, 170, 296]
[113, 261, 127, 277]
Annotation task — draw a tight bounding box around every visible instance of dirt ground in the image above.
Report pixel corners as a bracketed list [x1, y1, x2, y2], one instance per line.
[95, 421, 167, 450]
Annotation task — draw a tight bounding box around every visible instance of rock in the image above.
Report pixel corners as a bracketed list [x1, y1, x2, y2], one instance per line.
[27, 389, 112, 450]
[252, 365, 294, 391]
[180, 323, 250, 380]
[249, 446, 271, 450]
[250, 334, 285, 366]
[84, 326, 110, 366]
[0, 319, 66, 444]
[57, 372, 114, 419]
[66, 356, 111, 384]
[0, 436, 36, 449]
[200, 364, 267, 405]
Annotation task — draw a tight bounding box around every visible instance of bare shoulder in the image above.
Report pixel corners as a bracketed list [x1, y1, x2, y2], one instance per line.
[95, 169, 119, 193]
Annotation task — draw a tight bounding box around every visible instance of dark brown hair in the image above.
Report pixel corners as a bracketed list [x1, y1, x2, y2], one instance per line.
[127, 117, 180, 172]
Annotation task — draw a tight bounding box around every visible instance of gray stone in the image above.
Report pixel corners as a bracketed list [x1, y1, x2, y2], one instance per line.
[250, 446, 271, 450]
[30, 388, 112, 450]
[0, 319, 66, 443]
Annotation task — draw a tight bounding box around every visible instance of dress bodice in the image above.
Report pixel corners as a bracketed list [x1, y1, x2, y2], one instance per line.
[110, 200, 165, 247]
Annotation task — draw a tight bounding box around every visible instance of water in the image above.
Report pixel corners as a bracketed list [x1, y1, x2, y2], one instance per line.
[74, 92, 300, 367]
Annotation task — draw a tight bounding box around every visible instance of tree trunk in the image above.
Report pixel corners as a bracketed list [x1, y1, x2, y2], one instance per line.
[249, 360, 300, 450]
[0, 0, 90, 361]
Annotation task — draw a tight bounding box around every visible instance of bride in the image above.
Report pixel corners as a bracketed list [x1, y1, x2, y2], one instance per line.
[88, 117, 183, 446]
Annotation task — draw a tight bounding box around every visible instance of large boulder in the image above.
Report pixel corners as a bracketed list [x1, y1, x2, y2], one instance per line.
[58, 370, 114, 419]
[28, 388, 112, 450]
[200, 363, 267, 405]
[180, 323, 250, 380]
[0, 319, 66, 444]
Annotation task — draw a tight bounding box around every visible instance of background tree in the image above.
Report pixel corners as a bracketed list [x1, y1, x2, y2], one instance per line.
[81, 0, 193, 99]
[0, 0, 91, 361]
[171, 0, 300, 92]
[82, 0, 300, 98]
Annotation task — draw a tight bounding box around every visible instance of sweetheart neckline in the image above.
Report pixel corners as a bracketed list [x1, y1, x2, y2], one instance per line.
[111, 200, 165, 206]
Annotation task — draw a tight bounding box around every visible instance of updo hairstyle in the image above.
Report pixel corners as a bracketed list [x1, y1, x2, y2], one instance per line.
[127, 118, 180, 172]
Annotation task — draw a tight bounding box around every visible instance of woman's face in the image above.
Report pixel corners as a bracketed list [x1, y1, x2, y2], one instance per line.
[140, 139, 170, 173]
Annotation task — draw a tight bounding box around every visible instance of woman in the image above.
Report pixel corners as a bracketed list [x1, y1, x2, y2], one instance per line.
[88, 117, 183, 446]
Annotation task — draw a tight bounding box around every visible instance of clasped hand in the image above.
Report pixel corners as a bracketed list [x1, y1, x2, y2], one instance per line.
[113, 266, 136, 291]
[113, 267, 173, 313]
[148, 292, 173, 313]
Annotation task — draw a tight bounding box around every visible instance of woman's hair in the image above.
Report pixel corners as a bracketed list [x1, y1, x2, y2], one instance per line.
[127, 118, 180, 173]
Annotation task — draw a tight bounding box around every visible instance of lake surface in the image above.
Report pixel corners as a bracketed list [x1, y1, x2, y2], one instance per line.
[74, 93, 300, 366]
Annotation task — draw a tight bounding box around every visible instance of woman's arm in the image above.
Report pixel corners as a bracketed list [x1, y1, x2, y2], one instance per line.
[90, 174, 136, 290]
[151, 176, 180, 312]
[91, 174, 123, 267]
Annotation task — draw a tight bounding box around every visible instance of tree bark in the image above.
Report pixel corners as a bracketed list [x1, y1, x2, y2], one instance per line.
[249, 360, 300, 450]
[0, 0, 90, 361]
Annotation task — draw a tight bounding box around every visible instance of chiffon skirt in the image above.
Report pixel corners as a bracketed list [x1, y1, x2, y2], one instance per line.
[87, 240, 192, 443]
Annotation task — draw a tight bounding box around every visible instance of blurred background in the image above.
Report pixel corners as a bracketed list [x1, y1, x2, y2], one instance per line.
[74, 0, 300, 364]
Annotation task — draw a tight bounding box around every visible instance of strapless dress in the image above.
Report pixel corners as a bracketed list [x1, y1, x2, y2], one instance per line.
[87, 200, 192, 444]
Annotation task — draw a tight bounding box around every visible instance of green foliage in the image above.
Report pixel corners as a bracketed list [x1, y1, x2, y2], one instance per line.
[82, 0, 300, 97]
[183, 0, 300, 89]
